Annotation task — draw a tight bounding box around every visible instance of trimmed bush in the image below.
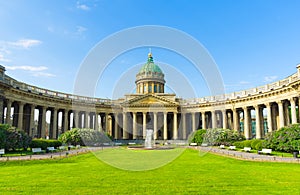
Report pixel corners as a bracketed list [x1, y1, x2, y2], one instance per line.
[250, 139, 261, 149]
[189, 129, 206, 145]
[233, 141, 244, 149]
[30, 139, 62, 150]
[255, 141, 263, 151]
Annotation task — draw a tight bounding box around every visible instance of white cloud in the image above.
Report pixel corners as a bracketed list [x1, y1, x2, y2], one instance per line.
[239, 81, 250, 84]
[6, 65, 48, 71]
[76, 1, 90, 11]
[32, 72, 56, 77]
[0, 54, 11, 62]
[76, 26, 87, 34]
[47, 26, 54, 32]
[264, 76, 278, 82]
[9, 39, 42, 49]
[6, 65, 56, 78]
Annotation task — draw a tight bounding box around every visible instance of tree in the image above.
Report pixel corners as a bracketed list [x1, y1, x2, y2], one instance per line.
[0, 124, 31, 151]
[203, 128, 245, 146]
[263, 124, 300, 153]
[58, 128, 112, 146]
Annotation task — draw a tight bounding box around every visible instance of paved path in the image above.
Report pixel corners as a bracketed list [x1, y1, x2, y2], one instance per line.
[0, 147, 106, 161]
[1, 146, 299, 163]
[197, 146, 300, 163]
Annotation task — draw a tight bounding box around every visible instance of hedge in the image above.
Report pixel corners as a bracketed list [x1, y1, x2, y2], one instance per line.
[233, 139, 265, 150]
[30, 139, 62, 150]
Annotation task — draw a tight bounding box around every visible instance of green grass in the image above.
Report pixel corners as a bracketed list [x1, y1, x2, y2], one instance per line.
[0, 148, 300, 194]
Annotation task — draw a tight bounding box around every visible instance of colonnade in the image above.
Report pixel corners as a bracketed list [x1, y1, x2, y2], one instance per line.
[2, 99, 111, 139]
[2, 96, 299, 140]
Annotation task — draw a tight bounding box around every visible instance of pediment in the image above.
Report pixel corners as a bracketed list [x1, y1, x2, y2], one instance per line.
[123, 94, 178, 107]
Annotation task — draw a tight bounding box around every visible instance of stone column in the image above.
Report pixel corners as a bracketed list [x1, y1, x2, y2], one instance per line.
[105, 113, 110, 132]
[222, 110, 227, 129]
[290, 98, 297, 124]
[277, 101, 285, 128]
[201, 112, 206, 129]
[191, 112, 196, 132]
[122, 112, 128, 139]
[283, 102, 290, 126]
[52, 109, 58, 139]
[41, 107, 47, 138]
[153, 112, 158, 140]
[84, 112, 89, 128]
[114, 113, 119, 139]
[143, 112, 147, 139]
[152, 82, 154, 93]
[73, 110, 79, 128]
[243, 107, 250, 139]
[95, 113, 99, 131]
[182, 113, 186, 140]
[163, 112, 168, 140]
[17, 102, 24, 130]
[0, 97, 3, 124]
[173, 112, 178, 140]
[132, 112, 137, 139]
[5, 99, 12, 125]
[211, 110, 217, 129]
[233, 109, 240, 131]
[63, 110, 69, 132]
[254, 105, 262, 139]
[266, 103, 273, 133]
[29, 104, 36, 137]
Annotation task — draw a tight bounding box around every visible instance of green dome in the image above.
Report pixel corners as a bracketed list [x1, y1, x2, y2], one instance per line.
[138, 53, 163, 74]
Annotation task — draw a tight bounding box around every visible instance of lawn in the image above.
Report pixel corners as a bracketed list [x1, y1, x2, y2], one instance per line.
[0, 148, 299, 194]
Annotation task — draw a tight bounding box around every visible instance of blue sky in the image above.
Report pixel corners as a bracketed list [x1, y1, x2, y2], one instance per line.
[0, 0, 300, 99]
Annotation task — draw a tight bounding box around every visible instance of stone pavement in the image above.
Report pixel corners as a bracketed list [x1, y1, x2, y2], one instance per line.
[197, 146, 300, 163]
[0, 147, 106, 161]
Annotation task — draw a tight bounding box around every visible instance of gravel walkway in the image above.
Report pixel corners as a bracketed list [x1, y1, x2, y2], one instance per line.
[198, 146, 300, 163]
[0, 147, 105, 161]
[1, 146, 300, 163]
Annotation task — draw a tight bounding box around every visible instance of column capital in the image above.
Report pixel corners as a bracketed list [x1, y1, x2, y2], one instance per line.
[277, 100, 283, 105]
[242, 106, 248, 110]
[18, 101, 25, 106]
[6, 99, 13, 103]
[290, 97, 296, 102]
[265, 102, 272, 107]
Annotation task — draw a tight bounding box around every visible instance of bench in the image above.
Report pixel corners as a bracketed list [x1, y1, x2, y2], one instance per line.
[128, 142, 136, 145]
[59, 146, 66, 150]
[242, 147, 251, 152]
[219, 145, 225, 149]
[47, 147, 56, 152]
[76, 145, 81, 149]
[32, 148, 45, 154]
[190, 143, 197, 146]
[0, 149, 5, 157]
[103, 143, 110, 146]
[229, 146, 236, 150]
[258, 148, 272, 155]
[114, 142, 122, 146]
[201, 143, 208, 147]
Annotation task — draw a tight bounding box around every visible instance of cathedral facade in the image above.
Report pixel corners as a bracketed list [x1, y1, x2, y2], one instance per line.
[0, 53, 300, 141]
